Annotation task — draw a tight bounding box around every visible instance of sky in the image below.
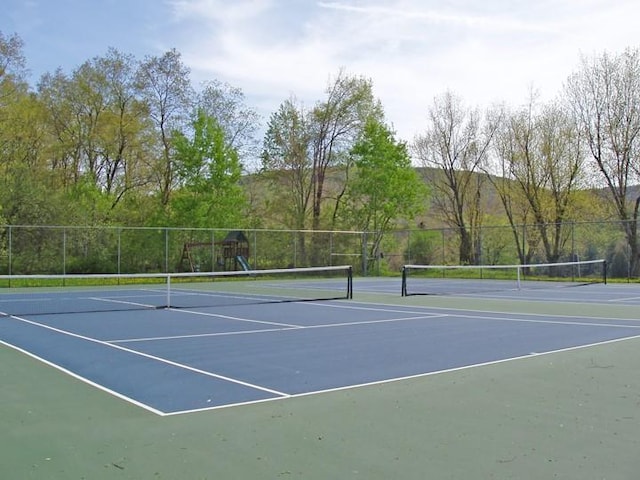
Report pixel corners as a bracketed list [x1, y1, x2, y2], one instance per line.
[2, 0, 639, 143]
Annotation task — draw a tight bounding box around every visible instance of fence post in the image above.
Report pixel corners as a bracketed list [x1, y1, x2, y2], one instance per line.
[329, 232, 333, 266]
[117, 228, 121, 275]
[362, 231, 368, 276]
[63, 227, 67, 275]
[293, 231, 297, 268]
[571, 222, 575, 261]
[211, 229, 218, 272]
[165, 228, 169, 273]
[253, 230, 258, 270]
[522, 224, 527, 264]
[8, 225, 12, 275]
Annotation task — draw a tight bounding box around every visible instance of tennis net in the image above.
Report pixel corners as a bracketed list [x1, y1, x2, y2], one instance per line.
[0, 265, 353, 317]
[401, 259, 607, 296]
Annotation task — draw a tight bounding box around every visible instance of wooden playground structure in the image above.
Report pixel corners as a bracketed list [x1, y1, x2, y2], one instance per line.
[178, 231, 250, 272]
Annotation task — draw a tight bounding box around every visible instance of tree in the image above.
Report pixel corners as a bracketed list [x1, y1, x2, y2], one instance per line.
[414, 92, 496, 264]
[170, 109, 246, 228]
[485, 104, 534, 264]
[136, 49, 193, 206]
[0, 31, 28, 109]
[89, 48, 154, 207]
[486, 95, 584, 264]
[565, 48, 640, 275]
[0, 31, 33, 179]
[344, 117, 428, 269]
[262, 97, 312, 228]
[309, 70, 383, 231]
[197, 79, 260, 169]
[531, 101, 584, 262]
[0, 32, 54, 226]
[36, 50, 153, 221]
[259, 71, 382, 264]
[261, 96, 313, 262]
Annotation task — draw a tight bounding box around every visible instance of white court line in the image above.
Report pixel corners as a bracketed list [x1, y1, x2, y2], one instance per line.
[89, 296, 158, 309]
[305, 301, 448, 316]
[109, 296, 640, 346]
[301, 315, 447, 330]
[165, 332, 640, 416]
[608, 296, 640, 303]
[6, 302, 640, 417]
[109, 297, 640, 344]
[105, 292, 640, 344]
[314, 299, 640, 329]
[1, 314, 289, 412]
[104, 298, 449, 343]
[343, 299, 640, 324]
[109, 326, 301, 344]
[452, 290, 638, 305]
[0, 338, 165, 416]
[7, 295, 640, 416]
[108, 315, 446, 344]
[167, 308, 302, 328]
[448, 312, 640, 329]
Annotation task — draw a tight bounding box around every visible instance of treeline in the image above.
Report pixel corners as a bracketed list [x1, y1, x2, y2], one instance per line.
[415, 48, 640, 274]
[0, 31, 425, 266]
[1, 31, 640, 273]
[0, 34, 260, 230]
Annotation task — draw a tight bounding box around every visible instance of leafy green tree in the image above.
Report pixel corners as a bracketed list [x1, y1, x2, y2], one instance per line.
[261, 73, 384, 265]
[0, 32, 55, 226]
[0, 31, 28, 108]
[261, 96, 313, 262]
[262, 96, 312, 229]
[170, 109, 246, 228]
[1, 31, 32, 179]
[136, 49, 193, 206]
[197, 79, 260, 168]
[88, 49, 154, 206]
[36, 50, 154, 223]
[343, 118, 428, 268]
[310, 70, 383, 231]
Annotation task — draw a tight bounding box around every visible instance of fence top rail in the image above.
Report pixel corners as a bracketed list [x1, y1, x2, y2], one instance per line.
[0, 225, 368, 235]
[1, 219, 635, 235]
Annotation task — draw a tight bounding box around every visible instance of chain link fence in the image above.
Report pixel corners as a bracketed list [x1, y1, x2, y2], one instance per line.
[0, 226, 368, 275]
[0, 222, 636, 279]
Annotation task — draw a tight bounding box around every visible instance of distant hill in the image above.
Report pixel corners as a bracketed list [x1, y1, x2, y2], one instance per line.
[242, 165, 631, 230]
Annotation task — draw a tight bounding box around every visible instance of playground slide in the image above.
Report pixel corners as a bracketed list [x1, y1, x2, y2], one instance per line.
[236, 255, 251, 271]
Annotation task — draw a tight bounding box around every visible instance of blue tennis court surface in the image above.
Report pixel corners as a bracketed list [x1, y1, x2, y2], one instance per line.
[2, 281, 640, 415]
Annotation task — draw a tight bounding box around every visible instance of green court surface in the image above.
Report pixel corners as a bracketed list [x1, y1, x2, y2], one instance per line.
[2, 292, 640, 479]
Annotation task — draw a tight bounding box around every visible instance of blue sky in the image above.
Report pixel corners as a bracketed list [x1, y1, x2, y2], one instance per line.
[2, 0, 639, 142]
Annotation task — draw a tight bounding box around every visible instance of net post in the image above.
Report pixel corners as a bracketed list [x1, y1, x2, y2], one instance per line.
[347, 266, 353, 299]
[516, 265, 521, 290]
[166, 274, 171, 308]
[603, 260, 607, 285]
[401, 266, 407, 296]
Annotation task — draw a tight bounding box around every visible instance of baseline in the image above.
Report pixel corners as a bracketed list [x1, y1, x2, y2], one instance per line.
[0, 313, 288, 414]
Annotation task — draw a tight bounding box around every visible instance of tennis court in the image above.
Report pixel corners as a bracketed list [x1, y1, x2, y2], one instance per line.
[2, 264, 640, 478]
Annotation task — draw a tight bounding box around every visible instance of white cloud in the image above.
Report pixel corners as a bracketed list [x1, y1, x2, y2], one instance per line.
[167, 0, 640, 142]
[168, 0, 273, 21]
[317, 1, 561, 34]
